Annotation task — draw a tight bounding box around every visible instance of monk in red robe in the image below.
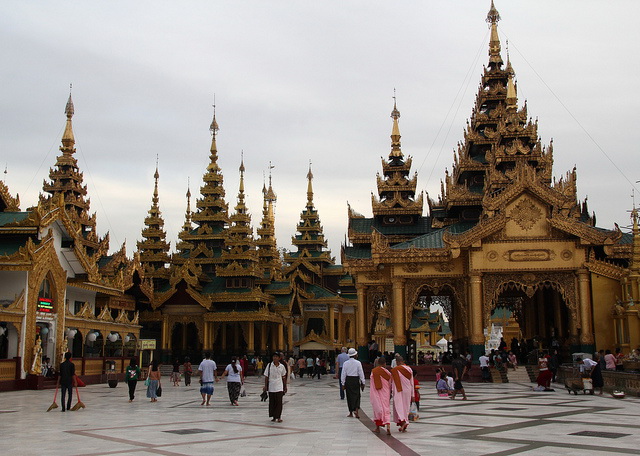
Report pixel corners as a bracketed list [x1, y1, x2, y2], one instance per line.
[369, 357, 392, 435]
[391, 355, 414, 432]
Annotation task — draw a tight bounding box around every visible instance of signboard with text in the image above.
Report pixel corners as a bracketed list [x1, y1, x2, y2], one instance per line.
[37, 297, 54, 313]
[138, 339, 157, 350]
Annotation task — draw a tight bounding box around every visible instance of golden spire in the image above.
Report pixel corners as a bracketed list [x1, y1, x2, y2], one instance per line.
[238, 152, 245, 201]
[152, 158, 160, 205]
[307, 161, 314, 206]
[390, 90, 402, 158]
[209, 97, 219, 155]
[506, 72, 517, 110]
[486, 1, 503, 68]
[184, 181, 192, 228]
[62, 85, 75, 149]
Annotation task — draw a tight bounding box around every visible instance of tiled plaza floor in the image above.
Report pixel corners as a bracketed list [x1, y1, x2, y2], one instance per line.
[2, 371, 640, 455]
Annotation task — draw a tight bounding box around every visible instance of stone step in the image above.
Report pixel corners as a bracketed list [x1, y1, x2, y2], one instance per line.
[506, 367, 532, 383]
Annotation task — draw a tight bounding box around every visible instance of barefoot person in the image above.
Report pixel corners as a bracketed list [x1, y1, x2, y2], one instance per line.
[369, 357, 392, 435]
[263, 352, 288, 422]
[198, 353, 219, 406]
[391, 355, 414, 432]
[450, 353, 468, 400]
[341, 348, 365, 418]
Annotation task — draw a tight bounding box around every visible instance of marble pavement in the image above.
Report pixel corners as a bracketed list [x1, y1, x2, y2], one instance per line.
[1, 370, 640, 455]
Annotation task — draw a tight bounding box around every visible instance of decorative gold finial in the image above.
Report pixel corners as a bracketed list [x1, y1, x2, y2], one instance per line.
[390, 91, 402, 158]
[486, 0, 501, 25]
[65, 84, 74, 118]
[62, 87, 76, 147]
[307, 161, 314, 205]
[238, 151, 245, 196]
[210, 94, 219, 137]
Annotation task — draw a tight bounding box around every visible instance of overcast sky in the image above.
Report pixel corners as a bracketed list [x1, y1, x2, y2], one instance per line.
[2, 1, 639, 261]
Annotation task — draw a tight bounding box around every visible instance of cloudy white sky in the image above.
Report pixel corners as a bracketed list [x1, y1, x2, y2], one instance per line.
[2, 1, 639, 260]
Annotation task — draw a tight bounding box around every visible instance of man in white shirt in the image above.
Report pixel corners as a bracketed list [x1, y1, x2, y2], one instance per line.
[336, 347, 350, 400]
[479, 353, 490, 383]
[198, 353, 219, 406]
[263, 352, 288, 422]
[340, 348, 366, 418]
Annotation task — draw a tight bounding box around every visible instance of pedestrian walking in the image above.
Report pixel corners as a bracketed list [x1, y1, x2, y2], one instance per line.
[340, 348, 365, 418]
[198, 353, 219, 406]
[183, 357, 193, 386]
[336, 347, 350, 400]
[369, 356, 391, 435]
[171, 359, 181, 386]
[56, 352, 76, 412]
[391, 355, 413, 432]
[125, 357, 141, 402]
[146, 359, 161, 402]
[222, 356, 243, 406]
[450, 353, 468, 400]
[263, 352, 288, 422]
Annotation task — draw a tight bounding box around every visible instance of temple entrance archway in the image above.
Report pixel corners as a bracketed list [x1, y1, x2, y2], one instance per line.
[489, 281, 574, 363]
[406, 281, 466, 364]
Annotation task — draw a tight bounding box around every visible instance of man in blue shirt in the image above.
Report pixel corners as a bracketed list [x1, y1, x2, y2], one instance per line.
[336, 347, 350, 400]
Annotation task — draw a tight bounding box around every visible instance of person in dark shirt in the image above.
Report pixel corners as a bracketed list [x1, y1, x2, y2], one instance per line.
[56, 352, 76, 412]
[450, 354, 468, 400]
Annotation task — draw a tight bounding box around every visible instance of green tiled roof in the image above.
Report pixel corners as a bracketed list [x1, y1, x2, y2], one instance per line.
[343, 246, 371, 259]
[307, 284, 337, 299]
[392, 222, 475, 250]
[0, 212, 30, 226]
[350, 216, 433, 236]
[265, 281, 290, 291]
[275, 295, 291, 306]
[0, 240, 25, 256]
[201, 277, 227, 293]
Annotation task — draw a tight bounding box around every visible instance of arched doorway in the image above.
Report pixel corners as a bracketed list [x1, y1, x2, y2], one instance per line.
[490, 281, 573, 363]
[408, 287, 456, 364]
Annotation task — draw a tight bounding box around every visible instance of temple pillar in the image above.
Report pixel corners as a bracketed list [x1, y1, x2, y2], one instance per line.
[392, 279, 406, 359]
[161, 317, 169, 350]
[337, 305, 344, 345]
[328, 304, 335, 343]
[221, 323, 227, 352]
[553, 291, 563, 339]
[577, 269, 595, 353]
[260, 322, 267, 354]
[277, 323, 284, 351]
[469, 274, 484, 362]
[356, 285, 368, 360]
[287, 319, 294, 352]
[536, 289, 546, 341]
[246, 321, 255, 355]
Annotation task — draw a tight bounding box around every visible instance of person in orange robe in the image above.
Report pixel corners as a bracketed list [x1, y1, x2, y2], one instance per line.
[391, 355, 414, 432]
[369, 357, 392, 435]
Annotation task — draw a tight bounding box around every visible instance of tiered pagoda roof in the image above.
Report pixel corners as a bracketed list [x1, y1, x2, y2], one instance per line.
[284, 165, 334, 277]
[429, 1, 588, 227]
[256, 169, 282, 284]
[371, 99, 423, 222]
[217, 157, 260, 283]
[137, 165, 170, 282]
[174, 111, 229, 274]
[41, 94, 107, 258]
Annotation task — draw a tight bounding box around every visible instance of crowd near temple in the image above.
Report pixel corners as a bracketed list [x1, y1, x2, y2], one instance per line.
[2, 1, 640, 392]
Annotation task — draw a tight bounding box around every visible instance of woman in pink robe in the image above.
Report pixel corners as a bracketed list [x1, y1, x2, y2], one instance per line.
[369, 357, 392, 435]
[391, 356, 414, 432]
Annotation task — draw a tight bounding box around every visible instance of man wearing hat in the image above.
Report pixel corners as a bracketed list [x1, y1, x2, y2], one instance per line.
[340, 348, 365, 418]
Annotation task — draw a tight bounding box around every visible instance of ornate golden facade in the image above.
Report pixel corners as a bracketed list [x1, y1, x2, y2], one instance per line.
[1, 3, 637, 386]
[342, 2, 636, 361]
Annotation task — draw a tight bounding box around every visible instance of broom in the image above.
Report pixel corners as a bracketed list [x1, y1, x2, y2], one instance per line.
[71, 383, 85, 411]
[46, 385, 59, 412]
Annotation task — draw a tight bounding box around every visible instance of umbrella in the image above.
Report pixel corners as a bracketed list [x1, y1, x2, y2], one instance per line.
[70, 383, 85, 411]
[46, 385, 59, 412]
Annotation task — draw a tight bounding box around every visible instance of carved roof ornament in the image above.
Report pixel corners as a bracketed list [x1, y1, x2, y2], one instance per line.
[0, 180, 20, 211]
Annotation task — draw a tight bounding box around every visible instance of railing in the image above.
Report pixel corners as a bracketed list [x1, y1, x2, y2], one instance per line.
[0, 358, 20, 381]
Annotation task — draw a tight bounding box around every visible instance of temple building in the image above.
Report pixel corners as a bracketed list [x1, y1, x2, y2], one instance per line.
[0, 94, 141, 389]
[342, 2, 637, 362]
[2, 2, 640, 389]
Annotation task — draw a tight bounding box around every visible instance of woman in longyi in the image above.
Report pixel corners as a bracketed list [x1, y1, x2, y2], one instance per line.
[369, 357, 392, 435]
[391, 355, 414, 433]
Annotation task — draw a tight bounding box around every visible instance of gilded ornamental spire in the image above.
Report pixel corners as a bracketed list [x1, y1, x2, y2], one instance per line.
[256, 164, 282, 282]
[137, 163, 171, 280]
